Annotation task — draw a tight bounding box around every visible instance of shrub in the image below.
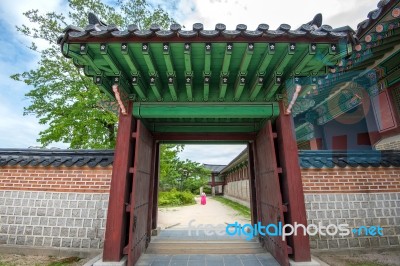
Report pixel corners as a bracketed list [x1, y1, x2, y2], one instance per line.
[158, 188, 195, 207]
[202, 186, 212, 194]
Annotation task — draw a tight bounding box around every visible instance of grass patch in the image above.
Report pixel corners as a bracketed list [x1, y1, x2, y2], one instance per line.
[47, 257, 81, 266]
[213, 196, 251, 219]
[346, 261, 389, 266]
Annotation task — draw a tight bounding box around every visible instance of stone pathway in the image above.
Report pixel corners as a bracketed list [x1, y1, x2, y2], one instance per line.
[135, 197, 279, 266]
[136, 254, 280, 266]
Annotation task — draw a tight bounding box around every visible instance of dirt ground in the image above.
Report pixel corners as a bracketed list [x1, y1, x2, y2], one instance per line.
[313, 247, 400, 266]
[157, 196, 250, 229]
[0, 254, 92, 266]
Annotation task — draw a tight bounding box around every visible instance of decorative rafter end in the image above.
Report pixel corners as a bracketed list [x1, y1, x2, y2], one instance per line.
[112, 84, 128, 115]
[285, 84, 302, 115]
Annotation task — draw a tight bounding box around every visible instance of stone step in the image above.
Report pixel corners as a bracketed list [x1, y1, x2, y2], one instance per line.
[146, 241, 265, 254]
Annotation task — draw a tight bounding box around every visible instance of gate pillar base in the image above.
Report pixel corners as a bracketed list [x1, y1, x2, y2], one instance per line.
[289, 258, 321, 266]
[94, 256, 127, 266]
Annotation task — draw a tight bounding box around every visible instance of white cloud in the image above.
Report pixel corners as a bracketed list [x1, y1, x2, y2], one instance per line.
[178, 144, 247, 165]
[0, 98, 45, 148]
[174, 0, 377, 30]
[0, 0, 65, 50]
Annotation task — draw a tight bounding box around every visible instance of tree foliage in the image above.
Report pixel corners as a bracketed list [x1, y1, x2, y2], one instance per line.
[159, 144, 210, 193]
[11, 0, 175, 148]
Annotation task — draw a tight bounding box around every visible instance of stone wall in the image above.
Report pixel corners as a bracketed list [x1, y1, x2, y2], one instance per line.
[0, 191, 108, 249]
[0, 164, 112, 250]
[222, 165, 400, 250]
[224, 180, 250, 203]
[305, 192, 400, 249]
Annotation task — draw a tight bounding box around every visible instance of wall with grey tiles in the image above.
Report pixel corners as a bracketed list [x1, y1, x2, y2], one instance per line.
[304, 192, 400, 249]
[0, 190, 108, 249]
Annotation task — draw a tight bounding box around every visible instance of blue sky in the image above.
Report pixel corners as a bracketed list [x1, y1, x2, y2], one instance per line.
[0, 0, 378, 164]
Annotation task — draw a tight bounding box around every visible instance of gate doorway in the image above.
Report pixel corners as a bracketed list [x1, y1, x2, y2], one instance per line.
[101, 101, 310, 266]
[155, 143, 247, 232]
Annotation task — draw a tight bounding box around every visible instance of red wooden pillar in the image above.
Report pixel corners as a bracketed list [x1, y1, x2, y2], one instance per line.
[103, 101, 135, 262]
[247, 143, 258, 225]
[152, 143, 160, 230]
[276, 101, 311, 262]
[148, 142, 160, 234]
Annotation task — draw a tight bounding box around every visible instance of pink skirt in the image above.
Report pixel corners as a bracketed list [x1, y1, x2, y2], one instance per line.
[201, 196, 206, 205]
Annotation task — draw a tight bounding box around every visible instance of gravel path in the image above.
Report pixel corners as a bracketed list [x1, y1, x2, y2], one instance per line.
[157, 196, 250, 229]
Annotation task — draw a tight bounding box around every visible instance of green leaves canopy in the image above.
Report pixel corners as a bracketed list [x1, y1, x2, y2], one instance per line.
[11, 0, 174, 148]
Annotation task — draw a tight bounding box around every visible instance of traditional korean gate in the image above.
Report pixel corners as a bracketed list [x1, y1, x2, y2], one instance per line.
[59, 11, 350, 264]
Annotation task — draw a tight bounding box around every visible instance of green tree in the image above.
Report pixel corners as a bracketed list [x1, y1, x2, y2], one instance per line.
[178, 159, 210, 193]
[159, 144, 210, 193]
[11, 0, 175, 148]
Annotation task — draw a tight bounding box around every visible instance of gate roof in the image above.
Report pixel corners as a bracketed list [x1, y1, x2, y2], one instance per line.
[59, 12, 358, 133]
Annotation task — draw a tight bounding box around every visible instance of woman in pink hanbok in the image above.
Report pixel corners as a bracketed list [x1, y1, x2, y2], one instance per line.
[200, 192, 206, 205]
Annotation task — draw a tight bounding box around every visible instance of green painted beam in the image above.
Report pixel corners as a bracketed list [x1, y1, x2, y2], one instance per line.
[78, 44, 101, 75]
[295, 122, 314, 141]
[219, 75, 229, 100]
[143, 53, 156, 73]
[149, 74, 162, 101]
[303, 49, 336, 73]
[218, 43, 233, 100]
[150, 124, 261, 133]
[233, 43, 254, 100]
[275, 44, 295, 74]
[258, 43, 276, 73]
[133, 103, 279, 119]
[99, 44, 120, 75]
[234, 74, 246, 101]
[264, 74, 282, 100]
[159, 140, 249, 144]
[294, 43, 317, 74]
[203, 74, 211, 101]
[249, 73, 265, 101]
[184, 43, 192, 73]
[167, 74, 178, 101]
[93, 75, 114, 99]
[163, 43, 174, 73]
[121, 43, 139, 74]
[239, 44, 254, 72]
[204, 43, 212, 101]
[185, 74, 193, 101]
[163, 43, 178, 101]
[204, 43, 211, 73]
[131, 73, 147, 100]
[221, 43, 233, 73]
